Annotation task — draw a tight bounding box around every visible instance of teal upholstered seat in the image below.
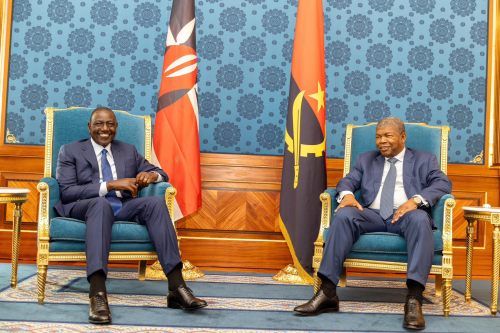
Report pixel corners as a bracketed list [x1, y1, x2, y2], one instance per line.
[312, 123, 456, 317]
[36, 107, 177, 305]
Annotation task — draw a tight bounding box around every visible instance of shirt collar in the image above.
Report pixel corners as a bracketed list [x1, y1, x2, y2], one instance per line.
[90, 138, 112, 157]
[385, 147, 406, 162]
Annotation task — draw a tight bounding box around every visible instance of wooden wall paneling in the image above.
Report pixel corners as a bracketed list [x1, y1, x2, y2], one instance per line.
[0, 229, 37, 261]
[179, 238, 292, 270]
[451, 191, 487, 248]
[0, 172, 43, 227]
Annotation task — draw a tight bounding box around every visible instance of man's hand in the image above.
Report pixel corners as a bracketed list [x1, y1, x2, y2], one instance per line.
[107, 178, 139, 198]
[136, 172, 158, 188]
[392, 199, 418, 223]
[335, 194, 363, 213]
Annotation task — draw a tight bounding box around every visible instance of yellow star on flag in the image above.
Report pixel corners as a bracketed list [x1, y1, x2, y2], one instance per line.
[308, 82, 325, 113]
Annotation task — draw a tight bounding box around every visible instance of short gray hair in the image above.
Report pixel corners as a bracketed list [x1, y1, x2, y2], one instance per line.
[376, 117, 405, 134]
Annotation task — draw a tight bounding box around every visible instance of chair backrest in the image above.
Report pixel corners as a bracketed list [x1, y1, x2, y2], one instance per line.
[343, 123, 450, 177]
[44, 107, 152, 178]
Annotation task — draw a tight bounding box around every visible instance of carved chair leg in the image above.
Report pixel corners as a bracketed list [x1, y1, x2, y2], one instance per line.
[443, 277, 452, 317]
[339, 266, 347, 287]
[138, 260, 147, 281]
[37, 265, 48, 305]
[435, 274, 443, 296]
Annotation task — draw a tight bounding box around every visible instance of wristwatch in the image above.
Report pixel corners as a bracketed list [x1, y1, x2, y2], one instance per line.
[413, 196, 423, 207]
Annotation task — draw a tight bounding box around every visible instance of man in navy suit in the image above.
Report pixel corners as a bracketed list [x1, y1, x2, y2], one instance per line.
[55, 107, 207, 324]
[294, 117, 452, 330]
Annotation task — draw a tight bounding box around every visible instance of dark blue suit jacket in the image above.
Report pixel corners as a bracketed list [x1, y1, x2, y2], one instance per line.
[336, 148, 452, 219]
[54, 139, 168, 217]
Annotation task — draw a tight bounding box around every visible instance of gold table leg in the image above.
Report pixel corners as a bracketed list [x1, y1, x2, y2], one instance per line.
[10, 203, 23, 289]
[491, 225, 500, 316]
[465, 220, 475, 303]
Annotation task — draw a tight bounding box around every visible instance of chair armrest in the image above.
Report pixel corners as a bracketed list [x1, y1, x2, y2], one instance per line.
[138, 182, 173, 198]
[316, 188, 338, 243]
[138, 182, 177, 221]
[312, 188, 337, 279]
[38, 177, 60, 221]
[431, 194, 455, 232]
[37, 177, 60, 262]
[325, 188, 339, 214]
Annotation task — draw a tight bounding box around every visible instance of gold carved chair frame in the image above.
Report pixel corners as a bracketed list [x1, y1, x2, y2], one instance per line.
[312, 123, 456, 317]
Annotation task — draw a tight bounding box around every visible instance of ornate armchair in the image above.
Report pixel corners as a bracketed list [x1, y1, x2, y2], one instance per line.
[36, 107, 177, 305]
[312, 123, 456, 317]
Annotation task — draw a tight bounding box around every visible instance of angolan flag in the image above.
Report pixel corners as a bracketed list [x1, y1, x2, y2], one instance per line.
[279, 0, 327, 283]
[152, 0, 201, 220]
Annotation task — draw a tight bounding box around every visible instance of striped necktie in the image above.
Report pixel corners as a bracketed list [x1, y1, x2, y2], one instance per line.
[101, 149, 122, 216]
[379, 157, 398, 220]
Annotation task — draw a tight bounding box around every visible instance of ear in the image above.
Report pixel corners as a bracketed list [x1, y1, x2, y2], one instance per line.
[88, 122, 91, 134]
[401, 132, 407, 143]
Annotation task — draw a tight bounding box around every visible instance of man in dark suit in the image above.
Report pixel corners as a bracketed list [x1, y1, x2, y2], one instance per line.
[294, 117, 452, 330]
[55, 107, 207, 324]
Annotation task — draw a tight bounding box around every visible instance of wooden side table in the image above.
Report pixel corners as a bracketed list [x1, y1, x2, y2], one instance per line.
[462, 206, 500, 316]
[0, 188, 30, 289]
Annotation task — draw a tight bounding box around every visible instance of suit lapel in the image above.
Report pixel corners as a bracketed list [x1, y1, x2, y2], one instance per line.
[81, 139, 100, 184]
[112, 142, 125, 180]
[403, 148, 415, 199]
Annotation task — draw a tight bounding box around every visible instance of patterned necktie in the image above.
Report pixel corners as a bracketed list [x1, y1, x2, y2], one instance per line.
[101, 149, 122, 216]
[379, 157, 398, 220]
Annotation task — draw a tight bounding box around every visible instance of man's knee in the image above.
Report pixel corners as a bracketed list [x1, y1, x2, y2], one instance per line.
[404, 210, 432, 231]
[148, 196, 166, 207]
[84, 197, 114, 219]
[333, 207, 359, 221]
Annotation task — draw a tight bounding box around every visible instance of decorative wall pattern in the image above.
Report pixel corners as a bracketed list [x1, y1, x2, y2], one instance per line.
[3, 0, 489, 164]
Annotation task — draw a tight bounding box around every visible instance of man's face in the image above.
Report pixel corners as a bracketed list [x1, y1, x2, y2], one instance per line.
[88, 110, 118, 147]
[375, 125, 406, 158]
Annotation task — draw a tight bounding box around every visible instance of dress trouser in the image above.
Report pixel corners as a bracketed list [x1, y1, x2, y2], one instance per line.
[68, 196, 182, 280]
[317, 207, 435, 288]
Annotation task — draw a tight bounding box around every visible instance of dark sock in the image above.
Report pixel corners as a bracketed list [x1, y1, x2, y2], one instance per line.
[406, 279, 425, 305]
[89, 270, 107, 298]
[318, 273, 337, 298]
[166, 263, 185, 291]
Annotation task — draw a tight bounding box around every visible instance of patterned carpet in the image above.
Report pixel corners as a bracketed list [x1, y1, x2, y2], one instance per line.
[0, 266, 498, 332]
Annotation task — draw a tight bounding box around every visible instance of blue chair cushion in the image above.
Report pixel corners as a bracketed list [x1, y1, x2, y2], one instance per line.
[49, 242, 154, 252]
[49, 218, 154, 252]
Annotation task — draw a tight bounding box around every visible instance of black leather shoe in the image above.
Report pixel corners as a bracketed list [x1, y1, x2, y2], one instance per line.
[89, 292, 111, 324]
[167, 284, 208, 310]
[403, 298, 425, 330]
[293, 289, 340, 316]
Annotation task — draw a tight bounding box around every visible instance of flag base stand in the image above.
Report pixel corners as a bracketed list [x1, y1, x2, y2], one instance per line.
[272, 264, 312, 284]
[145, 260, 205, 280]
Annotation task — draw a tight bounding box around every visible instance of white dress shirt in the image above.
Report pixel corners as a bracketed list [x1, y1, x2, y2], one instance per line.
[369, 148, 408, 210]
[91, 138, 122, 197]
[337, 148, 428, 209]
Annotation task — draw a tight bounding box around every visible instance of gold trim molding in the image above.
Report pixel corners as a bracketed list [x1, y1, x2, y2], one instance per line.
[470, 151, 484, 164]
[5, 129, 19, 143]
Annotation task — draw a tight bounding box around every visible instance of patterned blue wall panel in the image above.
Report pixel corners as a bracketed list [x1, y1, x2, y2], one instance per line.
[4, 0, 489, 164]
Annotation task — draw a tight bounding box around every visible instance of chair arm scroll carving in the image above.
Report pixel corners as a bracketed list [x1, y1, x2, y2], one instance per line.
[37, 182, 50, 265]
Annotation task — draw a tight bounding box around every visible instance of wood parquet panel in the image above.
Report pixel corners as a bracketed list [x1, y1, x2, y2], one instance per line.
[178, 189, 280, 232]
[451, 191, 487, 248]
[5, 181, 40, 223]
